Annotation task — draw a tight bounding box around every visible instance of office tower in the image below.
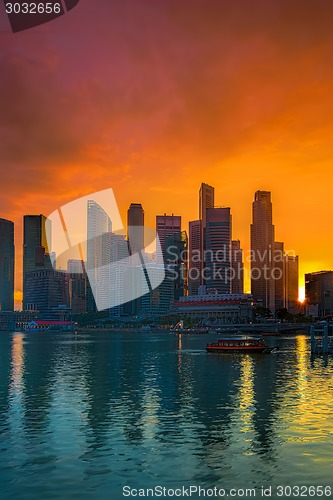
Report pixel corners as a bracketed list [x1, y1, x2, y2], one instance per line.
[68, 259, 87, 315]
[24, 269, 70, 317]
[156, 214, 181, 259]
[164, 230, 188, 301]
[86, 200, 112, 312]
[250, 191, 275, 310]
[274, 241, 285, 311]
[188, 220, 201, 295]
[0, 219, 14, 311]
[199, 183, 215, 229]
[285, 254, 299, 314]
[199, 183, 214, 282]
[23, 214, 52, 309]
[231, 240, 244, 294]
[205, 207, 232, 293]
[305, 271, 333, 317]
[127, 203, 144, 254]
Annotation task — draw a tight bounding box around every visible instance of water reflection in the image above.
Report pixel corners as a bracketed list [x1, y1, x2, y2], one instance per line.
[0, 332, 332, 499]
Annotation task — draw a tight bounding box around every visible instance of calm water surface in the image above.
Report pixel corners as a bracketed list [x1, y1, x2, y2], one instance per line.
[0, 332, 332, 499]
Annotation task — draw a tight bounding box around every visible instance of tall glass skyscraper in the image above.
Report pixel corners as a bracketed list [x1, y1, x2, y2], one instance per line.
[250, 191, 275, 310]
[0, 218, 14, 311]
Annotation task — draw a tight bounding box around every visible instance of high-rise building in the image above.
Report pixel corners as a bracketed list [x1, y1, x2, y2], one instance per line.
[86, 200, 112, 312]
[199, 183, 214, 283]
[305, 271, 333, 317]
[250, 191, 275, 310]
[0, 219, 14, 311]
[156, 214, 181, 259]
[23, 215, 52, 309]
[284, 254, 299, 314]
[164, 230, 188, 301]
[231, 240, 244, 294]
[188, 220, 201, 295]
[274, 241, 285, 311]
[127, 203, 144, 255]
[205, 207, 232, 294]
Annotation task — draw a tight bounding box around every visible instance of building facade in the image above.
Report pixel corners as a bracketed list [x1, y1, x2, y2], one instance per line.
[205, 207, 232, 294]
[250, 191, 275, 311]
[284, 254, 299, 314]
[24, 269, 70, 318]
[199, 183, 214, 283]
[305, 271, 333, 317]
[127, 203, 144, 255]
[231, 240, 244, 294]
[0, 219, 14, 312]
[188, 220, 201, 295]
[23, 214, 52, 309]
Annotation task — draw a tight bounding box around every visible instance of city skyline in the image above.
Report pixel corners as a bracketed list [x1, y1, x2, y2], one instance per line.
[0, 183, 315, 310]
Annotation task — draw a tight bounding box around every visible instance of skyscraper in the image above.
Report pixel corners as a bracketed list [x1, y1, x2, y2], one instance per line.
[284, 254, 299, 314]
[156, 214, 181, 259]
[199, 183, 214, 282]
[205, 207, 232, 293]
[23, 214, 52, 309]
[127, 203, 144, 254]
[250, 191, 275, 310]
[0, 219, 14, 311]
[274, 241, 285, 311]
[231, 240, 244, 294]
[188, 220, 201, 295]
[86, 200, 112, 312]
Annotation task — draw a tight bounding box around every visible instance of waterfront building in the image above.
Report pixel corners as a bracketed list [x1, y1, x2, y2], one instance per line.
[250, 191, 275, 311]
[127, 203, 144, 255]
[305, 270, 333, 317]
[0, 218, 14, 312]
[24, 269, 70, 318]
[174, 289, 254, 323]
[231, 240, 244, 294]
[205, 207, 232, 294]
[23, 214, 52, 309]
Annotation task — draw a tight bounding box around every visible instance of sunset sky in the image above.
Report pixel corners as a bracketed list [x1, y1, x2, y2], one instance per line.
[1, 0, 333, 306]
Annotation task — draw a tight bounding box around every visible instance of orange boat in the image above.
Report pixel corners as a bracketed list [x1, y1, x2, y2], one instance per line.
[206, 336, 273, 353]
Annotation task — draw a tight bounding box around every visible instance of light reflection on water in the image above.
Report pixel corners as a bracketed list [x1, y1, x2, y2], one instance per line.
[0, 332, 332, 499]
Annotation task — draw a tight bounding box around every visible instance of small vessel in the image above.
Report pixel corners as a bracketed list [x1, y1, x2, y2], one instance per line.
[206, 336, 273, 353]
